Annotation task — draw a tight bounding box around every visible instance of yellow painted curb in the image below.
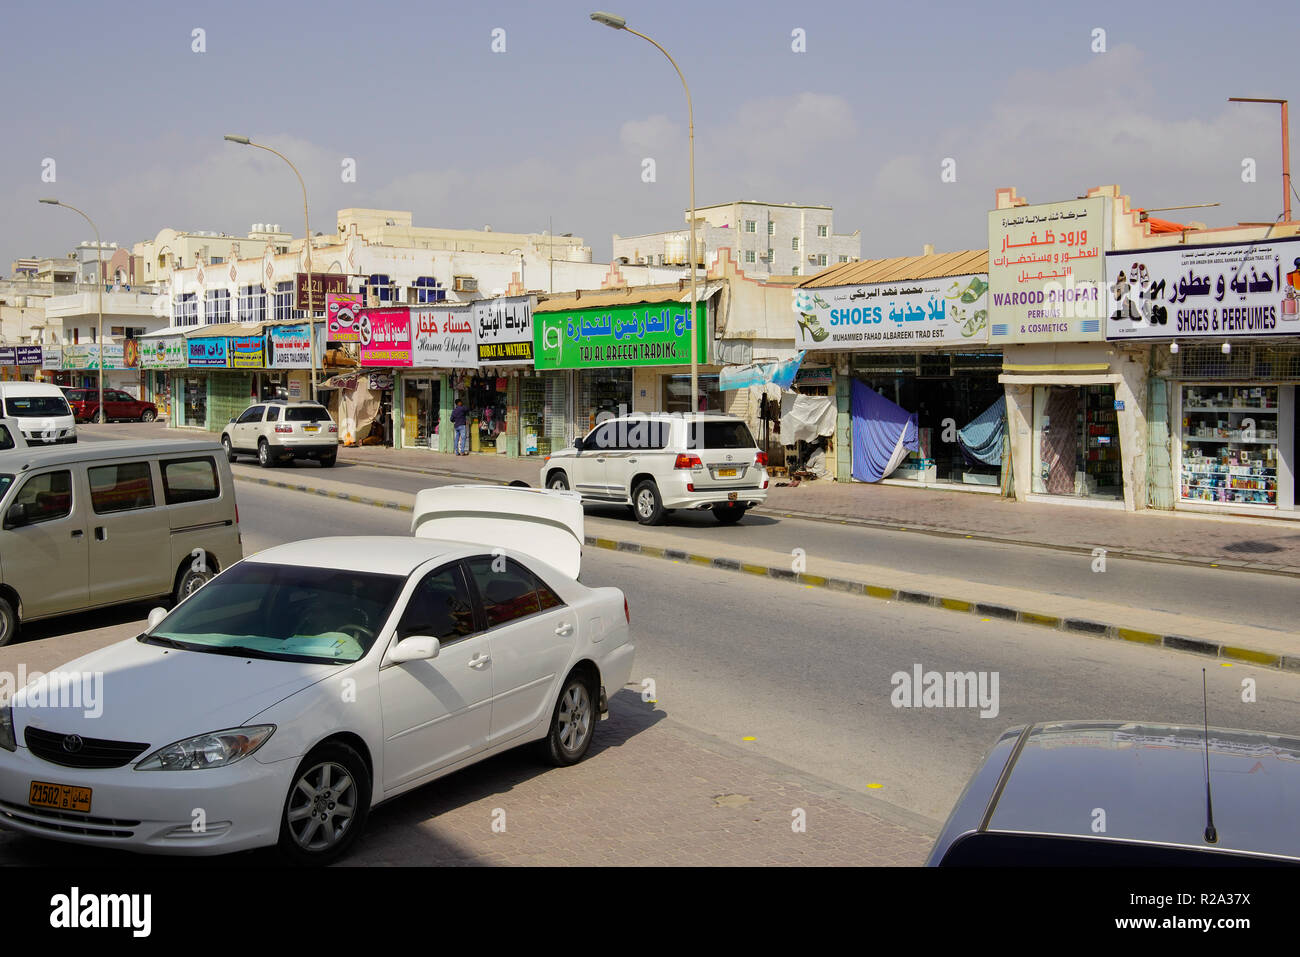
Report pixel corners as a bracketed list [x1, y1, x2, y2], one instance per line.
[640, 546, 665, 559]
[688, 554, 712, 566]
[1118, 628, 1162, 645]
[1221, 646, 1281, 667]
[865, 585, 896, 600]
[798, 574, 827, 587]
[741, 563, 769, 576]
[940, 598, 973, 612]
[593, 538, 619, 550]
[1020, 612, 1061, 628]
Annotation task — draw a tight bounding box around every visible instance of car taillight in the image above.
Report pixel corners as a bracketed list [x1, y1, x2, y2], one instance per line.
[674, 453, 702, 469]
[235, 502, 239, 524]
[624, 596, 630, 624]
[755, 451, 768, 467]
[275, 425, 292, 433]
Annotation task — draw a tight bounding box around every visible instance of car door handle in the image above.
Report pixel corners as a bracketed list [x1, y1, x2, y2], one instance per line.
[555, 622, 574, 636]
[94, 526, 107, 542]
[628, 458, 637, 464]
[468, 653, 491, 669]
[70, 529, 84, 539]
[595, 457, 605, 463]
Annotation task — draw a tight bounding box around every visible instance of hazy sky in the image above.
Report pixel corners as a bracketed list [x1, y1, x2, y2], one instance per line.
[2, 0, 1296, 273]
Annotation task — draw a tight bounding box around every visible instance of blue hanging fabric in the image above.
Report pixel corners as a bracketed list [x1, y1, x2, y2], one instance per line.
[956, 398, 1006, 466]
[850, 380, 918, 482]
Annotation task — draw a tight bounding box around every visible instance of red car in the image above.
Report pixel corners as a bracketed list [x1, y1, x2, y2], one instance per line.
[60, 387, 158, 423]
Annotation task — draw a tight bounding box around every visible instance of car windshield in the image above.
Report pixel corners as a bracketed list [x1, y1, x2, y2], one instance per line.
[285, 406, 330, 422]
[144, 562, 406, 664]
[687, 420, 755, 450]
[4, 396, 71, 417]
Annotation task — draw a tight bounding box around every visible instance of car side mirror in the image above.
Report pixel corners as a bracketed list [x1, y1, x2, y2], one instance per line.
[3, 502, 28, 530]
[573, 437, 585, 451]
[147, 607, 168, 630]
[388, 635, 441, 664]
[228, 416, 237, 424]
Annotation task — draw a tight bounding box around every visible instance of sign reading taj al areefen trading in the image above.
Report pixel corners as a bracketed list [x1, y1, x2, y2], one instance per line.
[532, 301, 707, 370]
[987, 196, 1110, 343]
[1105, 236, 1300, 340]
[791, 275, 990, 349]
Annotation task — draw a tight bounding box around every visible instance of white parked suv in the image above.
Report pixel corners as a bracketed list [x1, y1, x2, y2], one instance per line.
[540, 413, 768, 525]
[222, 400, 339, 468]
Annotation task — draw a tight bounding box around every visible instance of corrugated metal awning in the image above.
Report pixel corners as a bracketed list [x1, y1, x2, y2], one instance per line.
[800, 249, 988, 287]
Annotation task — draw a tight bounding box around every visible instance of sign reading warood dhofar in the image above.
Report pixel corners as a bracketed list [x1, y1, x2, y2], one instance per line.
[413, 307, 478, 368]
[1105, 236, 1300, 340]
[532, 301, 707, 370]
[473, 295, 533, 364]
[326, 291, 363, 341]
[267, 324, 314, 368]
[988, 196, 1110, 343]
[295, 273, 346, 311]
[140, 337, 186, 369]
[358, 307, 412, 367]
[791, 275, 990, 350]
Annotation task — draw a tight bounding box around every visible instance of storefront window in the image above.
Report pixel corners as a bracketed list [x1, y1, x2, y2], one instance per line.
[183, 376, 206, 428]
[520, 372, 566, 456]
[402, 377, 439, 449]
[255, 372, 288, 401]
[578, 368, 633, 433]
[663, 374, 721, 414]
[1180, 385, 1279, 507]
[456, 372, 508, 453]
[1031, 384, 1121, 498]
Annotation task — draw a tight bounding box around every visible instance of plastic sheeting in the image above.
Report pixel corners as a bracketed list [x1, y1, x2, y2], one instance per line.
[956, 398, 1006, 466]
[779, 392, 836, 443]
[851, 380, 918, 482]
[720, 351, 806, 391]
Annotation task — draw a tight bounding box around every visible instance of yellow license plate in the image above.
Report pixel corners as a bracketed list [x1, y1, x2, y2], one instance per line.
[29, 781, 92, 813]
[717, 468, 737, 477]
[302, 426, 319, 432]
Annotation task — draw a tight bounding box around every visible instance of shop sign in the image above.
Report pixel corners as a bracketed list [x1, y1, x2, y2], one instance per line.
[267, 324, 314, 368]
[1104, 236, 1300, 340]
[231, 336, 265, 368]
[793, 274, 990, 350]
[533, 301, 707, 370]
[63, 344, 131, 369]
[473, 295, 533, 364]
[413, 306, 478, 368]
[368, 373, 393, 390]
[15, 345, 43, 366]
[0, 347, 12, 365]
[358, 307, 412, 367]
[42, 345, 62, 369]
[188, 337, 230, 367]
[140, 337, 186, 369]
[794, 365, 833, 384]
[288, 379, 303, 399]
[988, 196, 1110, 344]
[326, 292, 364, 342]
[295, 273, 346, 311]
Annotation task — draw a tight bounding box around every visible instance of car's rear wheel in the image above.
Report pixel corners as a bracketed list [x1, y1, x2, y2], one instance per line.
[140, 409, 156, 423]
[174, 564, 212, 605]
[547, 471, 569, 491]
[539, 671, 597, 767]
[0, 596, 17, 647]
[319, 451, 336, 468]
[278, 742, 371, 866]
[258, 438, 274, 468]
[93, 409, 106, 424]
[221, 435, 237, 462]
[632, 480, 666, 525]
[712, 504, 747, 524]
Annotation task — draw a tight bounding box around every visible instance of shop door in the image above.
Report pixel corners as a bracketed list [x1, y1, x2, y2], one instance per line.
[1040, 387, 1079, 495]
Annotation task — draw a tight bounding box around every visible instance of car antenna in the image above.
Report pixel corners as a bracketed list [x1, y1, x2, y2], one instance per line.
[1201, 668, 1218, 844]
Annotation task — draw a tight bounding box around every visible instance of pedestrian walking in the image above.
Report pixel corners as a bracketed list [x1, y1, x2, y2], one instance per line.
[451, 398, 469, 455]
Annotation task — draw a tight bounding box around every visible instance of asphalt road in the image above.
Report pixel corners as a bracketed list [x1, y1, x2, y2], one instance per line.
[11, 482, 1297, 828]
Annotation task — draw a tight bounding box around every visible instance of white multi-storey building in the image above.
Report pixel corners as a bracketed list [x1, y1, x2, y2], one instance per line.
[613, 200, 861, 279]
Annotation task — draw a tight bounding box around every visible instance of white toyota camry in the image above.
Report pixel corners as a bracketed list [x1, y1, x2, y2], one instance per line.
[0, 486, 634, 864]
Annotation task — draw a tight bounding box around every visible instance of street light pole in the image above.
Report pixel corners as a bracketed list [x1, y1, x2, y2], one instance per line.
[224, 135, 318, 400]
[40, 199, 104, 420]
[591, 12, 700, 415]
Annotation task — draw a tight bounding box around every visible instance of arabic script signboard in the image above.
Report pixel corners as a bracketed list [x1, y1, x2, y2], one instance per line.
[792, 275, 989, 349]
[326, 291, 363, 341]
[296, 273, 346, 311]
[1105, 236, 1300, 340]
[412, 307, 478, 368]
[267, 324, 315, 368]
[188, 337, 230, 367]
[473, 296, 533, 364]
[532, 301, 707, 370]
[988, 197, 1109, 343]
[140, 337, 186, 369]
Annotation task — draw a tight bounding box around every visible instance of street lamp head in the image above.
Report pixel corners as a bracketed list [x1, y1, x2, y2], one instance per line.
[38, 198, 60, 205]
[590, 11, 627, 29]
[224, 134, 252, 145]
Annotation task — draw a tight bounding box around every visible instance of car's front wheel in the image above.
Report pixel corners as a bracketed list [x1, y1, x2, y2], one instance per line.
[632, 480, 666, 525]
[174, 564, 212, 605]
[278, 742, 371, 866]
[221, 435, 237, 463]
[140, 409, 156, 423]
[712, 504, 747, 524]
[93, 409, 106, 424]
[0, 595, 17, 647]
[539, 671, 597, 766]
[547, 471, 569, 491]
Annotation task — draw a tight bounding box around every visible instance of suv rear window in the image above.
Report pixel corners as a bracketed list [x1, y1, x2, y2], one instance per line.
[687, 420, 755, 450]
[4, 396, 71, 418]
[285, 406, 330, 422]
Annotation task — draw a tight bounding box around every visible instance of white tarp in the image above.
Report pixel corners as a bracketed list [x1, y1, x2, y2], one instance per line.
[779, 393, 836, 444]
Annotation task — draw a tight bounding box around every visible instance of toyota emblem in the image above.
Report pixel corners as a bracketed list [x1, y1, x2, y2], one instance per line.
[62, 734, 84, 753]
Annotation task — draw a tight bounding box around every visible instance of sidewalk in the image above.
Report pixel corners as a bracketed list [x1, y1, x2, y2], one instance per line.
[90, 422, 1300, 573]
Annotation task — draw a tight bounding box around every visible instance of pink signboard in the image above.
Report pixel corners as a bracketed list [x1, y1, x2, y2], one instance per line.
[358, 307, 412, 367]
[327, 292, 364, 342]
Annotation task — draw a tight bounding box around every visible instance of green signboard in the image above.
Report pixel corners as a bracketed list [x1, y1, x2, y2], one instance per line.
[532, 301, 707, 370]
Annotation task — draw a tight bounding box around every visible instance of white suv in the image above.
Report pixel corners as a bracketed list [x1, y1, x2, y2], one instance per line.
[222, 400, 339, 468]
[540, 413, 768, 525]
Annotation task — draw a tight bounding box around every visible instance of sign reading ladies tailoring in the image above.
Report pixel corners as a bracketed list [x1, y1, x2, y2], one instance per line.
[792, 276, 990, 349]
[987, 196, 1110, 343]
[532, 301, 707, 370]
[412, 307, 478, 368]
[474, 296, 533, 364]
[1105, 236, 1300, 340]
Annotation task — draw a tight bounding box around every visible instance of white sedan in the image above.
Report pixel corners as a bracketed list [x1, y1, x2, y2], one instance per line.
[0, 486, 634, 864]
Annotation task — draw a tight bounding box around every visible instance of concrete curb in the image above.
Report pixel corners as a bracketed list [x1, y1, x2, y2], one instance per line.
[235, 472, 1300, 672]
[583, 535, 1300, 674]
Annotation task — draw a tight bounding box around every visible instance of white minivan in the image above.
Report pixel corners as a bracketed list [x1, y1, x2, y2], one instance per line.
[0, 383, 76, 446]
[0, 440, 242, 644]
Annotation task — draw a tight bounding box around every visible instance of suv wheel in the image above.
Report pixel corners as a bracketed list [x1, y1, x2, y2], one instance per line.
[547, 471, 569, 491]
[0, 596, 17, 647]
[258, 438, 274, 468]
[319, 451, 337, 468]
[222, 435, 237, 463]
[140, 409, 156, 423]
[712, 504, 747, 524]
[632, 480, 666, 525]
[93, 409, 106, 424]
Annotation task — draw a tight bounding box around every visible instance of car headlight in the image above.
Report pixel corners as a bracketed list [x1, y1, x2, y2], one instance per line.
[134, 726, 275, 771]
[0, 705, 15, 752]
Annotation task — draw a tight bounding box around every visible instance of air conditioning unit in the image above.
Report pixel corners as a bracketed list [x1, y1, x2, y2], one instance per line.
[807, 254, 818, 262]
[453, 276, 478, 293]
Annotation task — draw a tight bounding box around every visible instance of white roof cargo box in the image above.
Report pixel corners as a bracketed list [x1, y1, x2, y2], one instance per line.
[410, 484, 585, 579]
